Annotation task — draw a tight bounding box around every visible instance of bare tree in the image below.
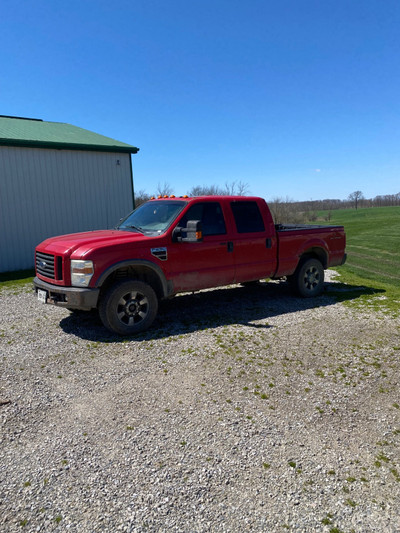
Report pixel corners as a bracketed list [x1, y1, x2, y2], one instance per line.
[134, 189, 151, 208]
[188, 184, 224, 196]
[348, 190, 364, 210]
[223, 180, 250, 195]
[269, 196, 304, 224]
[188, 181, 250, 197]
[156, 182, 174, 197]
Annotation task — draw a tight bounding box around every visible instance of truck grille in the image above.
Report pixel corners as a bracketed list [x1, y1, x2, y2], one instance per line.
[36, 252, 63, 280]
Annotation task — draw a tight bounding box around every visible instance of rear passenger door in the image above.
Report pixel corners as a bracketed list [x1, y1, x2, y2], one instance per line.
[230, 200, 277, 282]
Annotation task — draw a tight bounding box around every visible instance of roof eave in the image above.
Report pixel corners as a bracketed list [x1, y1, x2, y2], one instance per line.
[0, 138, 139, 154]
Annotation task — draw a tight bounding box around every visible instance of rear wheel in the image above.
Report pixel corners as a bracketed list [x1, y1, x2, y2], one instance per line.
[99, 280, 158, 335]
[293, 258, 324, 298]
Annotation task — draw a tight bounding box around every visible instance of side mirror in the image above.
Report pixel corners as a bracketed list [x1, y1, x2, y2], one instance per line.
[173, 220, 203, 242]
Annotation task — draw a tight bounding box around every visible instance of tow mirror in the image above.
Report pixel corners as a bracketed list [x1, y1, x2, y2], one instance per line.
[174, 220, 203, 242]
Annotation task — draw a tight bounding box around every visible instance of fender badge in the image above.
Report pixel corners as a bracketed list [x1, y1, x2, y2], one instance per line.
[151, 247, 168, 261]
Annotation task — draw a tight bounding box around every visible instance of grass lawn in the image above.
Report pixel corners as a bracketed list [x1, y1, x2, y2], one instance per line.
[318, 206, 400, 314]
[0, 269, 35, 290]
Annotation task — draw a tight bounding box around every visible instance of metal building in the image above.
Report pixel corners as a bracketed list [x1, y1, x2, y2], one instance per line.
[0, 116, 139, 272]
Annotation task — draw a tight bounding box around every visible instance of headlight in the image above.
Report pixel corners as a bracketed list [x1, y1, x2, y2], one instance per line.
[71, 260, 94, 287]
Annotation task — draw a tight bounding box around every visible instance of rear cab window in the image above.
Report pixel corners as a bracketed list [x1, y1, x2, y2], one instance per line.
[230, 201, 265, 233]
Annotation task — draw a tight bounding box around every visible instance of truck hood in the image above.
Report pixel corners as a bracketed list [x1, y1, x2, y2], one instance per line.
[37, 229, 149, 257]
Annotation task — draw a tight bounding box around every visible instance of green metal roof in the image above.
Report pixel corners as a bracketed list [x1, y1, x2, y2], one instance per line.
[0, 116, 139, 154]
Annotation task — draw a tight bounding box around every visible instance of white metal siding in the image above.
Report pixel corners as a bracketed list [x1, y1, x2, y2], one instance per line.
[0, 146, 134, 272]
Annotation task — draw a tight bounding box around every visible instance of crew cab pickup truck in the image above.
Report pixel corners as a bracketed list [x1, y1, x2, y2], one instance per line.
[34, 196, 346, 335]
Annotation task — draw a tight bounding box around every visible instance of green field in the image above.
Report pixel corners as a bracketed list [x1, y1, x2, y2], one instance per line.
[0, 269, 35, 288]
[321, 206, 399, 287]
[317, 206, 400, 313]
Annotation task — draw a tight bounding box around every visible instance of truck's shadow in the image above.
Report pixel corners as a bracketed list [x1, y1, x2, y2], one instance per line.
[59, 280, 384, 342]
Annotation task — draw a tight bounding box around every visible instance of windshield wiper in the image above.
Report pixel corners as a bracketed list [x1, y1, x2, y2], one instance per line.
[120, 224, 144, 234]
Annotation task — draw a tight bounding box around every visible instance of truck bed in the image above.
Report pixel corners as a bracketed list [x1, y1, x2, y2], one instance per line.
[273, 223, 346, 277]
[275, 223, 344, 232]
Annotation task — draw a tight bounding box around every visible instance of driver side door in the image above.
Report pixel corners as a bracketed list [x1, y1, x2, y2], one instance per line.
[168, 201, 235, 292]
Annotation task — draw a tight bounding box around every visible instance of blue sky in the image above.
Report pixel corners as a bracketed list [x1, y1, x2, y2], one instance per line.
[2, 0, 399, 201]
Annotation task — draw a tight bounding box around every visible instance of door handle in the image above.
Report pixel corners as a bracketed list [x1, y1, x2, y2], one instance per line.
[219, 242, 234, 252]
[266, 238, 272, 249]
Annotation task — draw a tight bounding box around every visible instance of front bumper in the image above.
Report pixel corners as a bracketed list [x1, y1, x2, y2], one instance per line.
[33, 277, 100, 310]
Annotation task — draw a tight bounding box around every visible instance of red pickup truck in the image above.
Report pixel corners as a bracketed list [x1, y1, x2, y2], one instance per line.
[34, 196, 346, 335]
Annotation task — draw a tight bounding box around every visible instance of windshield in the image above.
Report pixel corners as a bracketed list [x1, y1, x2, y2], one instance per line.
[118, 200, 187, 235]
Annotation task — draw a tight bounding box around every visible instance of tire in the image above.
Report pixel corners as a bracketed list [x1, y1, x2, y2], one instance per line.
[293, 258, 324, 298]
[99, 280, 158, 335]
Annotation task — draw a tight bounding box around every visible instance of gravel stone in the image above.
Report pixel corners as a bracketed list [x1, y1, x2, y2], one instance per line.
[0, 272, 399, 532]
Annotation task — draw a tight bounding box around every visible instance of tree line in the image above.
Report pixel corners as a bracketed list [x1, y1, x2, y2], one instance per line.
[300, 191, 400, 211]
[134, 181, 250, 207]
[133, 182, 400, 224]
[269, 191, 400, 223]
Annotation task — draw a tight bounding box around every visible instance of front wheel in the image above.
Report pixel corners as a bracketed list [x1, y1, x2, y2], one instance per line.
[99, 280, 158, 335]
[293, 258, 324, 298]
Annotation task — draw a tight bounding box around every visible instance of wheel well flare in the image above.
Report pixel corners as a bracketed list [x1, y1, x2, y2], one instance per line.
[99, 264, 165, 300]
[301, 247, 328, 269]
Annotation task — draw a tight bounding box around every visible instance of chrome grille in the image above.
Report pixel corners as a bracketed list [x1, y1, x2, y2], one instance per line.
[36, 252, 55, 279]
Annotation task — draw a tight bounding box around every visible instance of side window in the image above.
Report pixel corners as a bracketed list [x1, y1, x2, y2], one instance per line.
[231, 201, 265, 233]
[178, 202, 226, 236]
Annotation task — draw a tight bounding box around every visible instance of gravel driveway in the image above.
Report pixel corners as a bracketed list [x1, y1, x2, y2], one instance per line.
[1, 273, 399, 532]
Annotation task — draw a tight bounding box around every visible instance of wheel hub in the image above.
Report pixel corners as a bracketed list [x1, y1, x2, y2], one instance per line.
[306, 271, 317, 284]
[125, 299, 140, 316]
